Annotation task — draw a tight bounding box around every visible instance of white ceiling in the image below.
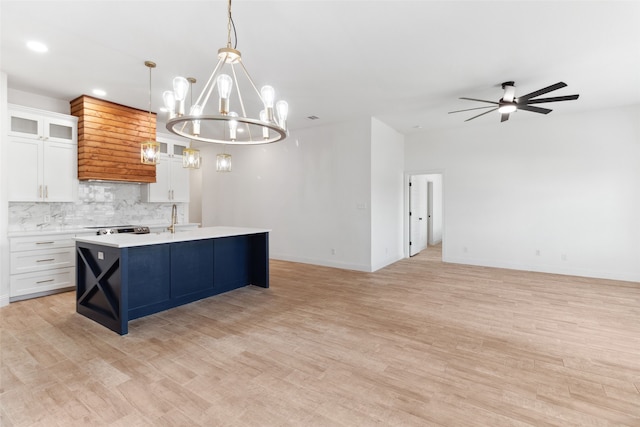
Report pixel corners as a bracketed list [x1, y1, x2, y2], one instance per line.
[2, 1, 640, 134]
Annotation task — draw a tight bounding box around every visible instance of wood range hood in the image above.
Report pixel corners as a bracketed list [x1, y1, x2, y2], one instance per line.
[71, 95, 156, 183]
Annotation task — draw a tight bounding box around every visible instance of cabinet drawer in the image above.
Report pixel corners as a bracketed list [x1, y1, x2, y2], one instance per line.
[10, 234, 76, 252]
[10, 267, 75, 298]
[10, 247, 75, 274]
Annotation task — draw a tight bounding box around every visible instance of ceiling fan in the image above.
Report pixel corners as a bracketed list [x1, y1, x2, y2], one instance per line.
[449, 81, 579, 122]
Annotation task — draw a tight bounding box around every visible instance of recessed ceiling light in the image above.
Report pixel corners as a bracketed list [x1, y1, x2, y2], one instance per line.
[159, 107, 168, 113]
[92, 89, 107, 97]
[413, 125, 423, 129]
[26, 41, 48, 53]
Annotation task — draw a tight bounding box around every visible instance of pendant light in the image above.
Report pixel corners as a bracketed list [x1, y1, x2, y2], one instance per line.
[182, 77, 202, 169]
[163, 0, 288, 145]
[216, 148, 232, 172]
[141, 61, 160, 164]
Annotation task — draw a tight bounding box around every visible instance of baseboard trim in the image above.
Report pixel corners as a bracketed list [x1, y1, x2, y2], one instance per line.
[271, 253, 372, 272]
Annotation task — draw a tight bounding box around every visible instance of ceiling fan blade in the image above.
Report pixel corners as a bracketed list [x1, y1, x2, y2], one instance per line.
[449, 105, 497, 114]
[500, 113, 510, 122]
[521, 94, 580, 104]
[459, 97, 499, 105]
[465, 107, 498, 122]
[517, 104, 553, 114]
[517, 82, 567, 101]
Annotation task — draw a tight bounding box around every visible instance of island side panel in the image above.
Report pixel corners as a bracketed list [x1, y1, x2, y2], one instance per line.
[76, 242, 128, 335]
[249, 232, 269, 288]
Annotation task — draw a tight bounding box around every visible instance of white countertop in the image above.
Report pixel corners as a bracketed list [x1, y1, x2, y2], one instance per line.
[74, 226, 270, 248]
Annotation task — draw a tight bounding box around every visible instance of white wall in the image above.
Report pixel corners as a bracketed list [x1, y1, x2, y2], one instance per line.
[8, 88, 70, 114]
[1, 72, 9, 306]
[370, 117, 404, 270]
[201, 117, 373, 271]
[406, 105, 640, 282]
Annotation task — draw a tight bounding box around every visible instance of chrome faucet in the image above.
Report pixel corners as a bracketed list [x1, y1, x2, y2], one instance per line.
[167, 204, 177, 234]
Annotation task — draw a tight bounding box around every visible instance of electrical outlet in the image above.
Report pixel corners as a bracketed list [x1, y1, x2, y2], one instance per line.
[44, 215, 51, 223]
[561, 253, 567, 261]
[536, 249, 540, 256]
[331, 248, 336, 255]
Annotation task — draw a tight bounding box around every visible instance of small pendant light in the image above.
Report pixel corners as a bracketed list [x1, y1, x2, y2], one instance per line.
[141, 60, 160, 164]
[182, 77, 201, 169]
[216, 148, 232, 172]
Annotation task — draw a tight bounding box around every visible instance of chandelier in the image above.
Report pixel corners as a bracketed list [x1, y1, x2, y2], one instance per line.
[163, 0, 288, 145]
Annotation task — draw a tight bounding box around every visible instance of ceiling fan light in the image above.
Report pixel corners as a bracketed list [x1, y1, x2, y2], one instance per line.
[498, 104, 517, 114]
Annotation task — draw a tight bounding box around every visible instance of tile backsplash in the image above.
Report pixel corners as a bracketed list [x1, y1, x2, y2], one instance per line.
[9, 182, 187, 232]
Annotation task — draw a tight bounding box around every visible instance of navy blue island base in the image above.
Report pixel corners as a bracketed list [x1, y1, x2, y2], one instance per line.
[75, 228, 269, 335]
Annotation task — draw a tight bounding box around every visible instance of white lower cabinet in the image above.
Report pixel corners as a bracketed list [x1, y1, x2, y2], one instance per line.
[10, 269, 75, 300]
[9, 233, 78, 301]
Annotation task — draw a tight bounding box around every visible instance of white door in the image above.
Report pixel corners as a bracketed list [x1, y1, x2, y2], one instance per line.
[7, 137, 42, 202]
[409, 177, 428, 256]
[147, 153, 170, 202]
[43, 142, 76, 202]
[170, 157, 190, 202]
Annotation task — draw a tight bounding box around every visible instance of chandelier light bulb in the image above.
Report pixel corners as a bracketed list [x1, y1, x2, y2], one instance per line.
[162, 91, 176, 117]
[228, 112, 239, 141]
[173, 76, 189, 115]
[173, 77, 189, 101]
[261, 85, 275, 121]
[260, 110, 269, 139]
[261, 85, 275, 108]
[217, 74, 233, 114]
[276, 100, 289, 130]
[190, 104, 203, 136]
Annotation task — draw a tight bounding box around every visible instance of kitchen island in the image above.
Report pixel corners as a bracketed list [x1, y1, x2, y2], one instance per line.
[75, 227, 269, 334]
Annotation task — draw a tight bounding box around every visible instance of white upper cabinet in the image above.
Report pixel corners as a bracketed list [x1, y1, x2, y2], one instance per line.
[142, 135, 190, 203]
[6, 105, 78, 202]
[8, 105, 76, 143]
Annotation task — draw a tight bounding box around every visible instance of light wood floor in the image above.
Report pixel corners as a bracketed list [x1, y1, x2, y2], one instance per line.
[2, 245, 640, 426]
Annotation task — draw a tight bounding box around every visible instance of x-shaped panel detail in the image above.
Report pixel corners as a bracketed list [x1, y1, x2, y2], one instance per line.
[77, 247, 121, 320]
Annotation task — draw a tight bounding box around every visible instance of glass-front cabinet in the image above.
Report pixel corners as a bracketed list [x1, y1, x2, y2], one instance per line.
[142, 135, 190, 203]
[6, 105, 78, 202]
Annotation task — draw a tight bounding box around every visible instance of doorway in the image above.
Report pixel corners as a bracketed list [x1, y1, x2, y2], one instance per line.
[407, 173, 443, 258]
